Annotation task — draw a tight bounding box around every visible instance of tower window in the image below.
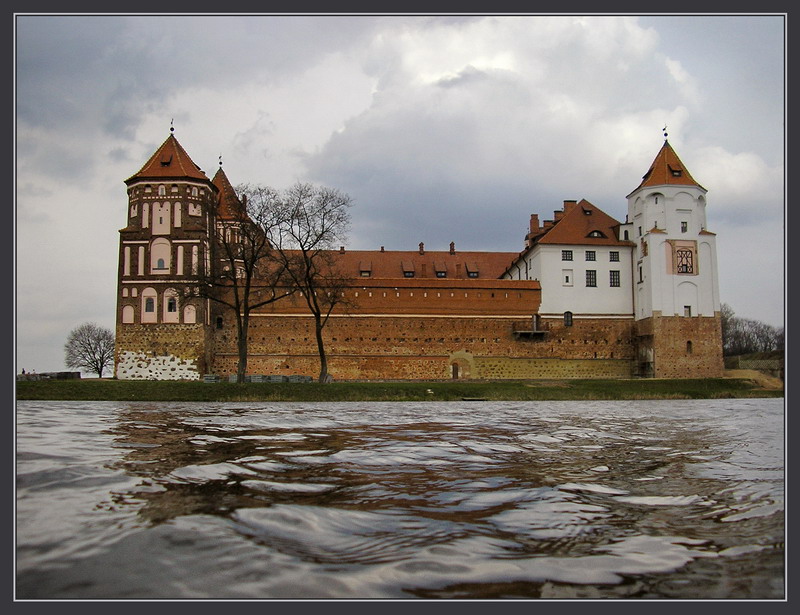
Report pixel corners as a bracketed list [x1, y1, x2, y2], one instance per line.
[436, 271, 447, 278]
[216, 316, 224, 329]
[676, 249, 694, 274]
[144, 298, 155, 312]
[686, 340, 693, 354]
[156, 258, 166, 269]
[167, 298, 177, 312]
[624, 230, 630, 240]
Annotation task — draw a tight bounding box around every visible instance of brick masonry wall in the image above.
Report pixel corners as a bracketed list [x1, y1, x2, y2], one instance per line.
[636, 312, 724, 378]
[210, 313, 637, 380]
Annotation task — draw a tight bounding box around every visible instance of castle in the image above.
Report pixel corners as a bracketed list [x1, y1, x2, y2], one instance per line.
[114, 129, 724, 381]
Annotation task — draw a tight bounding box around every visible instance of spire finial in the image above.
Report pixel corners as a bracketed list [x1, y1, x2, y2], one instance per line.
[219, 154, 223, 168]
[662, 124, 668, 141]
[170, 118, 174, 133]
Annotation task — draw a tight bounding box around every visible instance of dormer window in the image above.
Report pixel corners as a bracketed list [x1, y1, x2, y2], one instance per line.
[160, 154, 173, 167]
[669, 165, 682, 177]
[587, 230, 605, 238]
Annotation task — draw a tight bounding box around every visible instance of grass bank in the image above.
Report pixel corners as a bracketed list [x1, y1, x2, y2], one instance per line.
[16, 376, 783, 403]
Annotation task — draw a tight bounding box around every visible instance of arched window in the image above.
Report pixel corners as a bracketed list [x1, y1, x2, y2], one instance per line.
[122, 305, 135, 324]
[158, 185, 166, 196]
[564, 311, 573, 327]
[163, 289, 179, 323]
[184, 304, 197, 324]
[141, 288, 158, 323]
[150, 238, 171, 273]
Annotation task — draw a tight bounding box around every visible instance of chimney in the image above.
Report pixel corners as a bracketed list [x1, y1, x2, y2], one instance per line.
[449, 241, 456, 255]
[529, 214, 539, 233]
[380, 246, 385, 252]
[563, 199, 577, 213]
[419, 242, 425, 255]
[553, 210, 564, 221]
[543, 220, 554, 229]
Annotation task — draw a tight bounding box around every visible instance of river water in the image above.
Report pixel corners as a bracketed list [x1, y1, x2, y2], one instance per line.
[15, 399, 784, 600]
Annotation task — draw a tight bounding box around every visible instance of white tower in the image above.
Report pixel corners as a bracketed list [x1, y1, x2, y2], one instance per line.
[620, 136, 723, 377]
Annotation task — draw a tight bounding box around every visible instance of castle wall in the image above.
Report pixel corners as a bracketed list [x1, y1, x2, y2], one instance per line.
[209, 312, 636, 380]
[635, 311, 724, 378]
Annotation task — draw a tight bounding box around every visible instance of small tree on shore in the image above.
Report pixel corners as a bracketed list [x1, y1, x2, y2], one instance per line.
[64, 322, 115, 377]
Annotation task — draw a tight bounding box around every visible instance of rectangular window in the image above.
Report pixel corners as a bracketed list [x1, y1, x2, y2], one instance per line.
[681, 221, 688, 233]
[638, 266, 643, 283]
[676, 248, 694, 274]
[638, 226, 642, 237]
[586, 270, 597, 287]
[561, 250, 573, 261]
[562, 269, 573, 286]
[609, 251, 619, 262]
[585, 250, 596, 261]
[684, 305, 692, 317]
[609, 270, 620, 287]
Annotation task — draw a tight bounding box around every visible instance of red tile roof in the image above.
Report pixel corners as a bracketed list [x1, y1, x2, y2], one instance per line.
[628, 140, 704, 195]
[212, 166, 246, 221]
[327, 248, 519, 280]
[533, 199, 630, 247]
[125, 133, 210, 184]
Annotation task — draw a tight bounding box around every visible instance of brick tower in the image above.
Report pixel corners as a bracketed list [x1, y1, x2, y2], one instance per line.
[621, 136, 724, 377]
[114, 129, 219, 379]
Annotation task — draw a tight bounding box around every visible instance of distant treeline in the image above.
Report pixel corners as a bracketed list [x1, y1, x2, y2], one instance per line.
[721, 303, 784, 357]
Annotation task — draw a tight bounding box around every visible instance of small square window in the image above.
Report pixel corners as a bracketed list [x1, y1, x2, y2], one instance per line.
[609, 251, 619, 262]
[585, 250, 596, 261]
[562, 250, 573, 261]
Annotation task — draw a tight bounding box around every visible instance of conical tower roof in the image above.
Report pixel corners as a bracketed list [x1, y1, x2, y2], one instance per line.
[212, 165, 247, 221]
[627, 140, 705, 197]
[125, 132, 210, 184]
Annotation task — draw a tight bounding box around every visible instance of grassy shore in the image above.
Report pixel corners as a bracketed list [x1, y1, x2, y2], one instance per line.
[16, 376, 783, 403]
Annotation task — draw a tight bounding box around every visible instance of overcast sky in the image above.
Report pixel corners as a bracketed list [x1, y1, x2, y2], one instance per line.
[15, 14, 785, 374]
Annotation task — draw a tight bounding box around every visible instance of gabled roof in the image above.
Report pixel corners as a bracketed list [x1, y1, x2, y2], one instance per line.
[627, 140, 705, 196]
[125, 132, 210, 184]
[212, 166, 247, 221]
[535, 199, 630, 247]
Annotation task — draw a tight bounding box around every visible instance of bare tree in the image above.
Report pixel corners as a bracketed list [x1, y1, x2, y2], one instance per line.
[192, 183, 295, 382]
[268, 182, 353, 383]
[720, 303, 782, 356]
[64, 322, 115, 377]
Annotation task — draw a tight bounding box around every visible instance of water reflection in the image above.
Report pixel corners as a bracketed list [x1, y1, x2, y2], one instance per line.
[17, 400, 784, 599]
